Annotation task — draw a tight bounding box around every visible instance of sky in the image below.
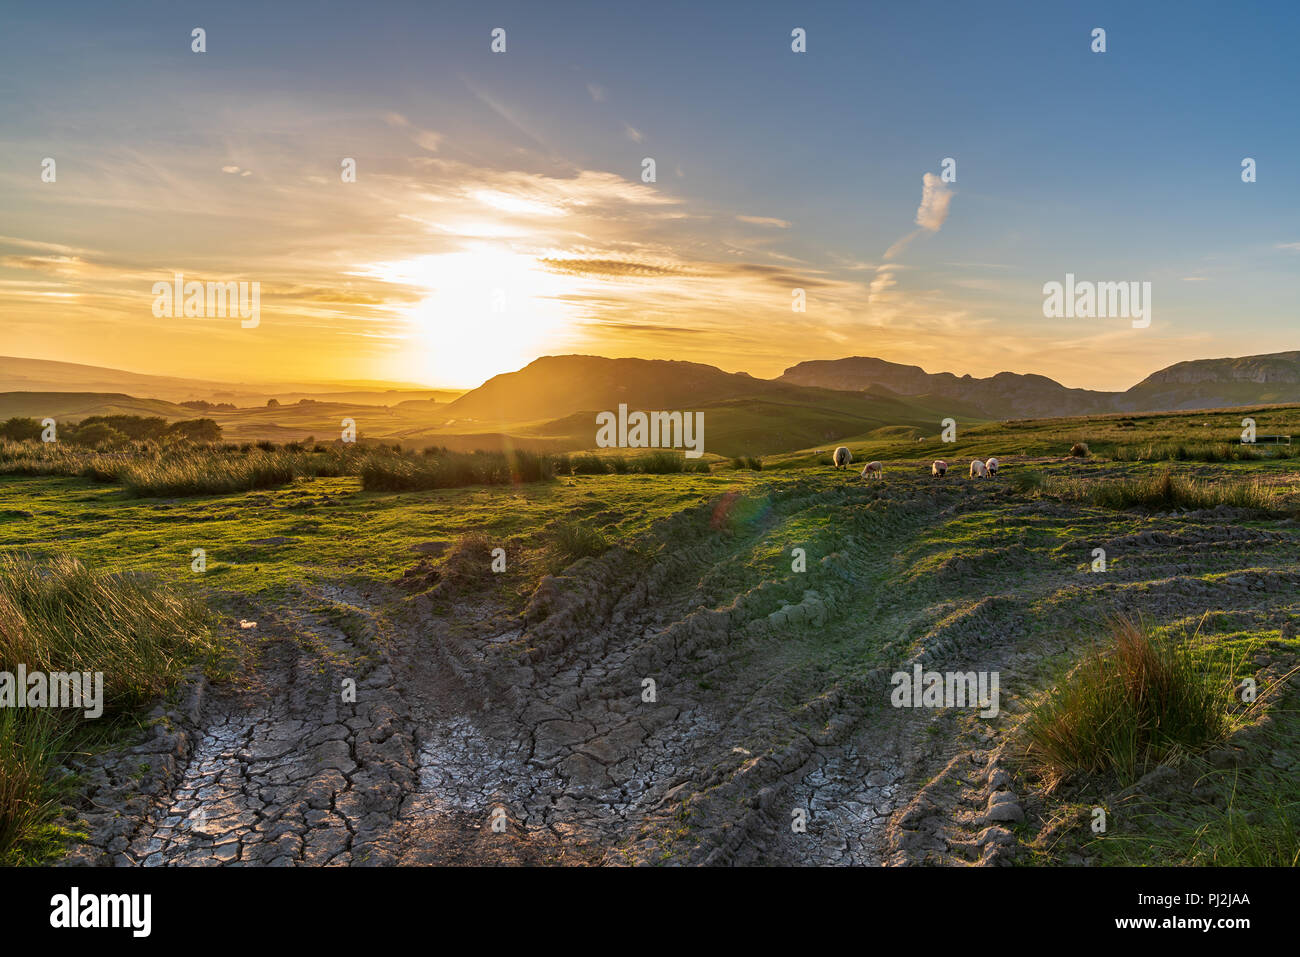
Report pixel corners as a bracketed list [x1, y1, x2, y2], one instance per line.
[1, 0, 1296, 390]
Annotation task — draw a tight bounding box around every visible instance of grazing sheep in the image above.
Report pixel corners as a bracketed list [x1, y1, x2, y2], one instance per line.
[832, 446, 852, 469]
[985, 456, 999, 476]
[970, 459, 988, 479]
[861, 460, 884, 480]
[931, 460, 948, 477]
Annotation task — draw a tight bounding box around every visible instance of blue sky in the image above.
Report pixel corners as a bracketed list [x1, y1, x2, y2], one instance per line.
[1, 0, 1296, 388]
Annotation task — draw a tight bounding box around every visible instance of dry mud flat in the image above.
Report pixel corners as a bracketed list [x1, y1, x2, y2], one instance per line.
[63, 471, 1300, 866]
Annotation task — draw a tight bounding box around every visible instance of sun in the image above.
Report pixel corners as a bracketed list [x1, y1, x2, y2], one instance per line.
[366, 244, 578, 389]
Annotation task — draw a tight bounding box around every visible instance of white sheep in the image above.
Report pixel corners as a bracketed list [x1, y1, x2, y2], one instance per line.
[970, 459, 988, 479]
[931, 460, 948, 477]
[985, 456, 999, 476]
[861, 460, 884, 480]
[832, 446, 852, 469]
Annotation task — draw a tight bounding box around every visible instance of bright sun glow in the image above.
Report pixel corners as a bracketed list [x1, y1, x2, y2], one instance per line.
[365, 245, 579, 389]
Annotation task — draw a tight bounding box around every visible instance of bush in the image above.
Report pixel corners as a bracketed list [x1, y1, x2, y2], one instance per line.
[64, 423, 127, 448]
[1069, 442, 1090, 457]
[0, 418, 44, 442]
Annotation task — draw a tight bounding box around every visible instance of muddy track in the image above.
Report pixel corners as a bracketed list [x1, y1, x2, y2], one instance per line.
[65, 474, 1300, 866]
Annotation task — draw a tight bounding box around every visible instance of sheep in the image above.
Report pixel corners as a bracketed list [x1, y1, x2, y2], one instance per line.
[969, 459, 988, 479]
[832, 446, 852, 469]
[861, 460, 884, 480]
[985, 456, 999, 476]
[931, 460, 948, 477]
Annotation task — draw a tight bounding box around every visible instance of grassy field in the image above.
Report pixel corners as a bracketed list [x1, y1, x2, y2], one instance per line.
[0, 404, 1297, 865]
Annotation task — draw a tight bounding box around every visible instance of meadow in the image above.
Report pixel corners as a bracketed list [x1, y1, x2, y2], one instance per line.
[0, 403, 1296, 866]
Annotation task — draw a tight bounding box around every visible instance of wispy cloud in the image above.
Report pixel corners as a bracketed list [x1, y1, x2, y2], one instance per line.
[915, 172, 953, 231]
[885, 172, 955, 260]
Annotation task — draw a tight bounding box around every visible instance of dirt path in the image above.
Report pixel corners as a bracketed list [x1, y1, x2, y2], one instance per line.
[63, 472, 1300, 866]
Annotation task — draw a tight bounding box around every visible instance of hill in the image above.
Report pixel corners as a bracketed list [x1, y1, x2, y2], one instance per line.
[434, 356, 986, 456]
[779, 351, 1300, 418]
[0, 356, 457, 405]
[0, 391, 195, 421]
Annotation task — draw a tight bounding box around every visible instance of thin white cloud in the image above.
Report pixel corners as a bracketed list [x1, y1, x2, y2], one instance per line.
[414, 130, 443, 152]
[915, 172, 953, 231]
[736, 215, 791, 228]
[884, 172, 955, 260]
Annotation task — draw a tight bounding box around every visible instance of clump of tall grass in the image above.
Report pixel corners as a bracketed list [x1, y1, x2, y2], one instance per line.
[634, 451, 686, 473]
[1069, 442, 1090, 457]
[120, 450, 299, 496]
[1080, 470, 1276, 512]
[731, 456, 763, 471]
[1019, 616, 1233, 789]
[568, 453, 609, 475]
[1112, 441, 1288, 463]
[553, 522, 612, 562]
[361, 448, 554, 491]
[0, 556, 219, 861]
[0, 556, 219, 708]
[1009, 470, 1045, 493]
[0, 710, 68, 863]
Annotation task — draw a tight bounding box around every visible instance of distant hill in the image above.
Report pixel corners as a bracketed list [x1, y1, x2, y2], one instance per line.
[0, 391, 195, 421]
[778, 351, 1300, 418]
[435, 355, 985, 456]
[440, 356, 798, 425]
[0, 356, 458, 406]
[6, 350, 1298, 455]
[1124, 352, 1300, 410]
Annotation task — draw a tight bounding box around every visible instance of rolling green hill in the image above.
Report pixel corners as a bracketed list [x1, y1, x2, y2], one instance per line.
[0, 392, 194, 421]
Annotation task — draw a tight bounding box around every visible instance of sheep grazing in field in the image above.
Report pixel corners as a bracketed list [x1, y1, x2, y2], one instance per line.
[832, 446, 852, 469]
[861, 460, 884, 480]
[931, 460, 948, 477]
[970, 459, 988, 479]
[985, 456, 999, 476]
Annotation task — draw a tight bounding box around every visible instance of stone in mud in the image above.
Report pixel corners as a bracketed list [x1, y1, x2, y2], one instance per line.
[976, 825, 1016, 847]
[983, 801, 1024, 824]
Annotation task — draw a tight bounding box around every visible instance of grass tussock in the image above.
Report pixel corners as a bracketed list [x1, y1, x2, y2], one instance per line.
[0, 555, 220, 862]
[361, 448, 554, 491]
[553, 522, 612, 563]
[1077, 470, 1276, 512]
[1113, 441, 1295, 463]
[1020, 616, 1234, 789]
